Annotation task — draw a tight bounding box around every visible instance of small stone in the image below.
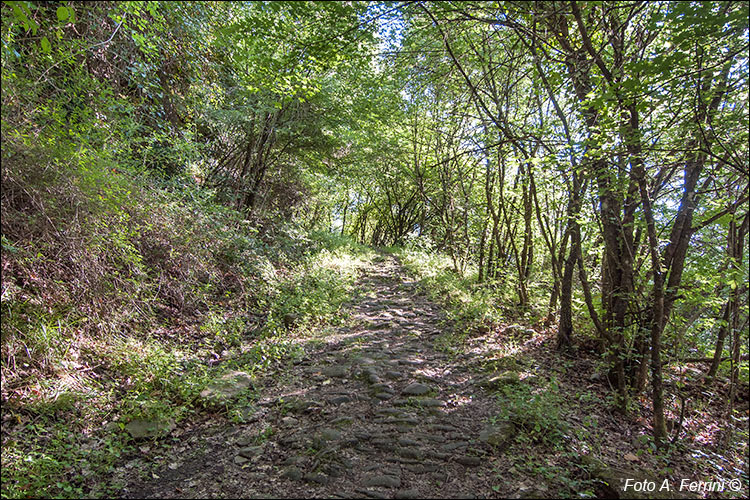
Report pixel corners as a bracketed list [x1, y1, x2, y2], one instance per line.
[397, 437, 420, 446]
[200, 371, 254, 403]
[383, 416, 419, 425]
[355, 489, 389, 499]
[441, 441, 469, 451]
[399, 359, 425, 366]
[363, 474, 401, 488]
[235, 434, 254, 446]
[374, 393, 392, 400]
[234, 455, 250, 465]
[372, 383, 395, 393]
[376, 407, 403, 416]
[304, 472, 329, 485]
[482, 371, 520, 389]
[286, 397, 318, 414]
[282, 416, 299, 426]
[397, 447, 423, 459]
[238, 445, 263, 458]
[455, 456, 482, 467]
[395, 490, 421, 499]
[282, 466, 303, 481]
[323, 365, 348, 378]
[428, 424, 457, 432]
[385, 371, 403, 380]
[406, 463, 441, 474]
[330, 395, 353, 405]
[402, 383, 431, 395]
[282, 456, 302, 466]
[283, 313, 299, 328]
[478, 421, 515, 449]
[331, 416, 354, 426]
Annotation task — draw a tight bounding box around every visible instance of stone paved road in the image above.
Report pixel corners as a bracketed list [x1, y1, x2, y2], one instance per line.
[123, 255, 515, 499]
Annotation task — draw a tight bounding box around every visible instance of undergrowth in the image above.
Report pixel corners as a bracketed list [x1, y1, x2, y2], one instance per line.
[0, 137, 372, 498]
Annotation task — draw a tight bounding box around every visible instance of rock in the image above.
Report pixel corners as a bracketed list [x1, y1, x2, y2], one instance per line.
[362, 367, 382, 385]
[124, 418, 175, 439]
[397, 447, 423, 459]
[200, 371, 253, 403]
[283, 313, 299, 329]
[313, 427, 342, 448]
[284, 397, 319, 414]
[238, 445, 263, 458]
[481, 371, 520, 389]
[385, 370, 403, 380]
[421, 434, 447, 443]
[402, 383, 431, 395]
[395, 490, 421, 499]
[376, 407, 403, 416]
[320, 428, 343, 441]
[323, 365, 348, 378]
[282, 466, 303, 481]
[363, 474, 402, 488]
[282, 456, 302, 466]
[330, 395, 353, 405]
[235, 433, 254, 446]
[281, 416, 299, 426]
[397, 437, 420, 446]
[304, 472, 329, 485]
[355, 489, 389, 499]
[330, 416, 354, 426]
[428, 424, 457, 432]
[455, 456, 482, 467]
[372, 383, 395, 393]
[374, 393, 392, 400]
[382, 416, 419, 426]
[399, 359, 425, 366]
[441, 441, 469, 451]
[234, 455, 250, 465]
[406, 463, 441, 474]
[478, 421, 515, 449]
[355, 356, 377, 366]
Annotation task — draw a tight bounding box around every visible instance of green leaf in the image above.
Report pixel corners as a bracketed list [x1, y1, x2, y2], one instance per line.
[40, 37, 51, 53]
[56, 6, 69, 21]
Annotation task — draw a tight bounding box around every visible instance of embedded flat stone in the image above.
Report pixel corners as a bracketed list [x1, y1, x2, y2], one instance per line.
[200, 371, 253, 403]
[402, 383, 431, 395]
[323, 365, 348, 378]
[362, 474, 402, 488]
[479, 421, 515, 449]
[455, 456, 482, 467]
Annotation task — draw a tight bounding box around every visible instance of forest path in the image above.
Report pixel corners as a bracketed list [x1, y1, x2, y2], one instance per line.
[123, 254, 511, 499]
